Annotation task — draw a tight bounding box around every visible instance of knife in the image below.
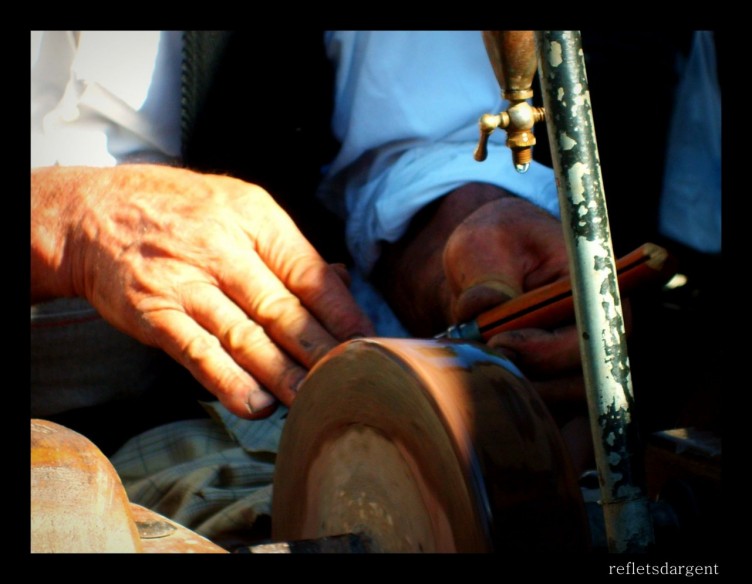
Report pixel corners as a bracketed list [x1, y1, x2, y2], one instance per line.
[435, 242, 676, 342]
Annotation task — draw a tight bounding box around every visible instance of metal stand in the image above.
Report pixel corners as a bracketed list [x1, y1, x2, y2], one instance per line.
[535, 30, 654, 553]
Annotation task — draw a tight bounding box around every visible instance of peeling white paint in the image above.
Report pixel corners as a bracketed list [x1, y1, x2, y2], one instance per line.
[608, 451, 622, 466]
[560, 133, 576, 150]
[567, 161, 588, 204]
[549, 41, 563, 67]
[557, 87, 565, 101]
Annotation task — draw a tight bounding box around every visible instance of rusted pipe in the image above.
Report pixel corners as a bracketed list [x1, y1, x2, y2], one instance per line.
[535, 30, 655, 553]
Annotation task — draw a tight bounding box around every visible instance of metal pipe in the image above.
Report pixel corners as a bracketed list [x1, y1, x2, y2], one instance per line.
[535, 31, 654, 553]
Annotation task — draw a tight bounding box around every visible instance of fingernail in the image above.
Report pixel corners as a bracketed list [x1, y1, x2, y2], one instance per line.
[455, 281, 521, 323]
[246, 401, 279, 420]
[246, 387, 276, 414]
[476, 280, 521, 300]
[292, 373, 307, 393]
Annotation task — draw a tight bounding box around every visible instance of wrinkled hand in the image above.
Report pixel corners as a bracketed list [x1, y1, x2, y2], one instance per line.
[31, 165, 374, 418]
[376, 183, 582, 396]
[442, 191, 581, 380]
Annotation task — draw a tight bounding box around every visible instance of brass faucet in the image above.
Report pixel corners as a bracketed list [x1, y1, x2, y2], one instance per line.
[474, 31, 545, 173]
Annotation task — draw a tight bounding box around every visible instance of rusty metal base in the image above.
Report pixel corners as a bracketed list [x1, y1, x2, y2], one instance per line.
[31, 419, 226, 554]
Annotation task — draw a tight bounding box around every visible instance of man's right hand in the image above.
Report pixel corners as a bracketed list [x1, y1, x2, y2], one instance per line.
[31, 164, 374, 419]
[374, 182, 584, 402]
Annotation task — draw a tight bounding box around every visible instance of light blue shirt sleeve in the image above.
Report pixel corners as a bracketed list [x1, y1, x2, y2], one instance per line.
[318, 31, 559, 275]
[658, 31, 721, 253]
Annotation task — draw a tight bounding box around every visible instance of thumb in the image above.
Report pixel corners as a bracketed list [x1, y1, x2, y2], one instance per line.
[452, 278, 520, 324]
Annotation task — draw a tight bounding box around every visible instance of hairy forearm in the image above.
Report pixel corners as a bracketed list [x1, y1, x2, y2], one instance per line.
[31, 164, 173, 304]
[31, 166, 91, 304]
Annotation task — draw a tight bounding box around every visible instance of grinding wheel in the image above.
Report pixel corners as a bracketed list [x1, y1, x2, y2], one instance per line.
[272, 338, 589, 553]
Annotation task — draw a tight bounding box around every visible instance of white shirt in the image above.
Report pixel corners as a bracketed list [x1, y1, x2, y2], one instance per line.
[31, 31, 182, 168]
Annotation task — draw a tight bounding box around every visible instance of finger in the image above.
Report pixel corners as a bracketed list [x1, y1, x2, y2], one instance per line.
[217, 247, 364, 370]
[487, 324, 582, 377]
[530, 374, 586, 404]
[252, 214, 375, 340]
[180, 281, 308, 407]
[442, 197, 570, 323]
[330, 263, 352, 288]
[143, 306, 278, 419]
[443, 221, 523, 302]
[559, 414, 594, 477]
[442, 203, 524, 323]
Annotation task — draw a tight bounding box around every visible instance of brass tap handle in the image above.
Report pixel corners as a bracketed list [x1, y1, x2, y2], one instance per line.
[473, 113, 507, 161]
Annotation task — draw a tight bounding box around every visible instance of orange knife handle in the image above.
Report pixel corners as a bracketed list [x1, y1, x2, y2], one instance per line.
[474, 243, 675, 341]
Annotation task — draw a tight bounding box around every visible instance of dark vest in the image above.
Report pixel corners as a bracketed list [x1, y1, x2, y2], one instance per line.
[180, 31, 347, 263]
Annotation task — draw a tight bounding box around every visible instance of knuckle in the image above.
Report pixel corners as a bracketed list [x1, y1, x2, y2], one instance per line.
[221, 318, 279, 368]
[289, 259, 324, 288]
[253, 292, 301, 325]
[223, 317, 261, 348]
[181, 333, 221, 366]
